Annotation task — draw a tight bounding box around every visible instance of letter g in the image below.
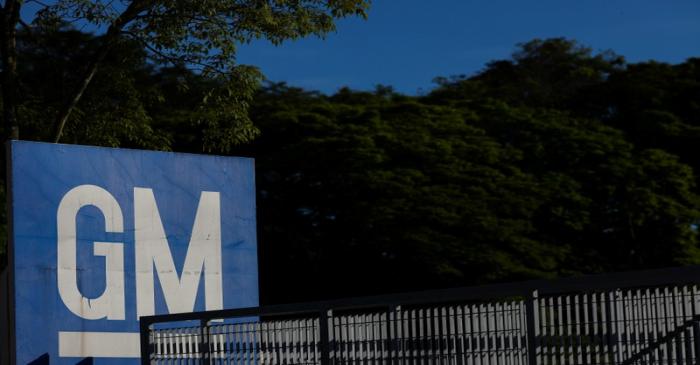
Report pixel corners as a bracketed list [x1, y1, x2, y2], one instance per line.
[57, 184, 125, 320]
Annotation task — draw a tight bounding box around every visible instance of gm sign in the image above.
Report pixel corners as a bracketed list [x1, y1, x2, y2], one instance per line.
[4, 141, 259, 364]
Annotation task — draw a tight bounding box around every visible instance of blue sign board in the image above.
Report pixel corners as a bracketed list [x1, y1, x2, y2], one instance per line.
[6, 141, 259, 364]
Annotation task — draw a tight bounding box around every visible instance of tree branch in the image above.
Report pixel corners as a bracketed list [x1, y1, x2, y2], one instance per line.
[51, 0, 154, 142]
[122, 30, 225, 77]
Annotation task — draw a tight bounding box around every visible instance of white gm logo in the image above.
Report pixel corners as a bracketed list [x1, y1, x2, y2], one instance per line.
[56, 185, 223, 356]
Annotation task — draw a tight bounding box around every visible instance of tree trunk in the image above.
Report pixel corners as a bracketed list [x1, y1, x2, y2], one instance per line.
[0, 0, 21, 264]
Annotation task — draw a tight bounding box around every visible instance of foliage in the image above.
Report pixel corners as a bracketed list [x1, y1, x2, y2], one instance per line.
[37, 0, 369, 72]
[1, 0, 369, 144]
[245, 80, 700, 302]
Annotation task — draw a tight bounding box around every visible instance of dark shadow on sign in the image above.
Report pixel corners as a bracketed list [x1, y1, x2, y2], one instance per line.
[27, 354, 94, 364]
[28, 354, 49, 364]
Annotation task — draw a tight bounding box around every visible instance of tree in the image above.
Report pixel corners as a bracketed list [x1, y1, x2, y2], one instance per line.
[0, 0, 369, 144]
[239, 81, 700, 303]
[241, 39, 700, 302]
[601, 59, 700, 174]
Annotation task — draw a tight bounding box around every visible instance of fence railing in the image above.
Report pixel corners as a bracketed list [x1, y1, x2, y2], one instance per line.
[139, 265, 700, 365]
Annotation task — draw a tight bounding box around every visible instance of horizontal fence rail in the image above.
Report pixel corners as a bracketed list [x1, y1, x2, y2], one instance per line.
[140, 266, 700, 365]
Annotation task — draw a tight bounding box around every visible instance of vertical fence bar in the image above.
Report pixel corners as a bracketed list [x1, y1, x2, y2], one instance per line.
[486, 303, 494, 365]
[555, 296, 564, 365]
[592, 292, 600, 365]
[597, 292, 607, 365]
[477, 304, 485, 365]
[319, 308, 331, 365]
[496, 302, 504, 365]
[388, 306, 395, 365]
[410, 308, 418, 365]
[456, 305, 465, 365]
[505, 302, 513, 365]
[544, 296, 552, 365]
[664, 287, 676, 364]
[333, 314, 342, 365]
[200, 319, 211, 365]
[349, 314, 356, 364]
[566, 295, 574, 365]
[693, 321, 700, 365]
[526, 290, 539, 365]
[465, 304, 473, 365]
[605, 291, 615, 365]
[140, 319, 152, 365]
[520, 300, 527, 365]
[645, 288, 658, 365]
[655, 288, 665, 365]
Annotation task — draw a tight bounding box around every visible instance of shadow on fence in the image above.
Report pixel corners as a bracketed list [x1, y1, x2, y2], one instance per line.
[140, 266, 700, 365]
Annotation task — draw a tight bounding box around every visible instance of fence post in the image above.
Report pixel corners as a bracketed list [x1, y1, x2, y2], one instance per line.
[139, 318, 151, 365]
[200, 319, 211, 365]
[387, 305, 396, 365]
[526, 290, 540, 365]
[693, 320, 700, 365]
[319, 308, 331, 365]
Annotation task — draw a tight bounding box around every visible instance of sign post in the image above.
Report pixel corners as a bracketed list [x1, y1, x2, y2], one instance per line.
[4, 141, 259, 364]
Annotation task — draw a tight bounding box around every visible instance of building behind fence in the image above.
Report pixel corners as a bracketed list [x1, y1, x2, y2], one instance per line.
[140, 266, 700, 365]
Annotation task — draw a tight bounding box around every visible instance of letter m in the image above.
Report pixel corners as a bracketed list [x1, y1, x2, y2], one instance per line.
[135, 188, 223, 318]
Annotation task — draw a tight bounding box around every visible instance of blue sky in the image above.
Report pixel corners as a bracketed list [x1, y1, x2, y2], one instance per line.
[237, 0, 700, 95]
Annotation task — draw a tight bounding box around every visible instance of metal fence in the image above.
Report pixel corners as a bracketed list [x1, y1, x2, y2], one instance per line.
[139, 266, 700, 365]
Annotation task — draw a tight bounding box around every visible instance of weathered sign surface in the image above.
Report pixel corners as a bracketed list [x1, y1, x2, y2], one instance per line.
[5, 141, 259, 364]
